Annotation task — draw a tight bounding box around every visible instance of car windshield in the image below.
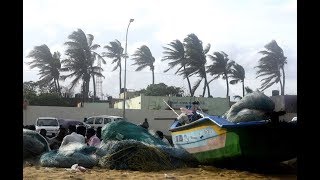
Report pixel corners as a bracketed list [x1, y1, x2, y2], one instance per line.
[37, 119, 58, 126]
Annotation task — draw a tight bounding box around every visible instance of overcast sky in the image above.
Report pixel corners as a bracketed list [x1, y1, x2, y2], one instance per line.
[23, 0, 297, 100]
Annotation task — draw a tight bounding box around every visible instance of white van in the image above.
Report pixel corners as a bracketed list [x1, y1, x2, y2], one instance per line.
[35, 117, 60, 137]
[83, 115, 126, 129]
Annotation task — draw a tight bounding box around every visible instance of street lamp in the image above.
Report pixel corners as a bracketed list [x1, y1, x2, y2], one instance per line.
[123, 18, 134, 118]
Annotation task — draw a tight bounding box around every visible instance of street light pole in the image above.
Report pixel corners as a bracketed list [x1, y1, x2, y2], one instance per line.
[123, 18, 134, 118]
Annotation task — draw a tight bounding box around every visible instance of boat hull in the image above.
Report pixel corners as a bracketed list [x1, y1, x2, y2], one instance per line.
[171, 118, 297, 164]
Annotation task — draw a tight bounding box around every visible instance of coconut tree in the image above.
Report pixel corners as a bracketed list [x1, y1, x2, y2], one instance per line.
[26, 44, 62, 95]
[256, 40, 287, 95]
[102, 39, 124, 94]
[162, 39, 195, 96]
[132, 45, 155, 84]
[63, 29, 105, 100]
[183, 33, 211, 97]
[229, 63, 245, 97]
[207, 51, 234, 98]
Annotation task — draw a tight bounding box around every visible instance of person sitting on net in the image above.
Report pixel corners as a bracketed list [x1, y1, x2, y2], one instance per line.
[96, 127, 102, 141]
[49, 127, 67, 150]
[86, 128, 101, 147]
[155, 130, 171, 146]
[59, 125, 85, 148]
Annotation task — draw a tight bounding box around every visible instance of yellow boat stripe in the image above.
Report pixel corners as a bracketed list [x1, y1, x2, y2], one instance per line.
[172, 121, 226, 135]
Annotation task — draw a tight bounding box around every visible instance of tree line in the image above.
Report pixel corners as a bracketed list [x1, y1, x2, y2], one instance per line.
[25, 28, 288, 102]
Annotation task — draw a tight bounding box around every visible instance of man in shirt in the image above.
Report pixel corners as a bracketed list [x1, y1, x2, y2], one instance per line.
[60, 125, 85, 148]
[86, 128, 101, 147]
[155, 131, 171, 146]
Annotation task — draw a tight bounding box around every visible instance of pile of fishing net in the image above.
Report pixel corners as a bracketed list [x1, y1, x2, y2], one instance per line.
[224, 91, 275, 123]
[98, 140, 198, 171]
[101, 120, 167, 146]
[40, 142, 98, 168]
[156, 144, 198, 168]
[23, 129, 50, 160]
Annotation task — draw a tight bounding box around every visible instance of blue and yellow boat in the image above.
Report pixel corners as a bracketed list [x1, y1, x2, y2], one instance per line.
[169, 111, 297, 165]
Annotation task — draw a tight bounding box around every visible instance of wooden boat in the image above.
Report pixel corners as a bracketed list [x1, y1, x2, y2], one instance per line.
[169, 111, 298, 165]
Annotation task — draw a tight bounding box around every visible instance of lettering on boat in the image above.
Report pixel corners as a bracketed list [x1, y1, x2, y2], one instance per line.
[186, 134, 227, 153]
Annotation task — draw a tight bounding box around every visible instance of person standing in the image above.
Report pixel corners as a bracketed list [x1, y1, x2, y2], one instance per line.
[140, 118, 149, 129]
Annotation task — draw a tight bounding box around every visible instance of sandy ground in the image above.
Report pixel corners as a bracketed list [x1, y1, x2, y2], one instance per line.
[23, 165, 296, 180]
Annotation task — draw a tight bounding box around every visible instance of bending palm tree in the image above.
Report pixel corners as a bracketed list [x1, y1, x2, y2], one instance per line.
[229, 63, 245, 97]
[207, 51, 234, 98]
[162, 39, 194, 96]
[132, 45, 155, 84]
[26, 44, 62, 95]
[63, 29, 105, 101]
[256, 40, 287, 95]
[183, 33, 211, 97]
[103, 39, 124, 94]
[64, 29, 105, 100]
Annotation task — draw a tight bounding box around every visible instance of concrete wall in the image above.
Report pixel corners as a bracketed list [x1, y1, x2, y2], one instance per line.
[23, 106, 177, 135]
[114, 95, 230, 115]
[114, 96, 141, 109]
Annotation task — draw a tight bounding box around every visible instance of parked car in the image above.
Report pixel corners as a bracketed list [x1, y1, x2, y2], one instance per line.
[58, 119, 91, 129]
[83, 115, 126, 129]
[35, 117, 60, 137]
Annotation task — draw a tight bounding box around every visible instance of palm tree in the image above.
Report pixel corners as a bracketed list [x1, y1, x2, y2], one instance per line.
[102, 39, 124, 94]
[183, 33, 211, 97]
[207, 51, 234, 98]
[256, 40, 287, 95]
[63, 29, 105, 101]
[229, 63, 245, 97]
[132, 45, 155, 84]
[63, 29, 105, 100]
[162, 39, 195, 96]
[26, 44, 62, 95]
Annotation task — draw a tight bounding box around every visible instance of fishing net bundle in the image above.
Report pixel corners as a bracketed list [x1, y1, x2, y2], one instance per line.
[155, 145, 199, 168]
[101, 120, 167, 146]
[23, 129, 50, 160]
[224, 91, 275, 123]
[98, 140, 174, 171]
[39, 142, 98, 168]
[98, 140, 198, 171]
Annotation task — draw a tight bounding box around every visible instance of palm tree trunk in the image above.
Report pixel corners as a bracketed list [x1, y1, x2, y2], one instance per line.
[119, 64, 122, 94]
[279, 78, 283, 95]
[56, 79, 61, 96]
[53, 80, 58, 94]
[206, 79, 211, 97]
[184, 66, 192, 96]
[281, 67, 285, 95]
[84, 77, 90, 101]
[82, 82, 85, 104]
[92, 75, 96, 102]
[225, 72, 229, 98]
[242, 79, 245, 97]
[152, 69, 155, 84]
[202, 68, 207, 97]
[202, 80, 207, 97]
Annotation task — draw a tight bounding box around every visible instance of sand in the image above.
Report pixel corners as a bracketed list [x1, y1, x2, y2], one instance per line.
[23, 165, 296, 180]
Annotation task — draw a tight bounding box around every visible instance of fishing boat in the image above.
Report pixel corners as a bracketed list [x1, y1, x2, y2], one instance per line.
[169, 111, 298, 165]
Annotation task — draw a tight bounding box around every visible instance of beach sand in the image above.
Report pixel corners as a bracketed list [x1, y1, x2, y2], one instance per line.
[23, 165, 296, 180]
